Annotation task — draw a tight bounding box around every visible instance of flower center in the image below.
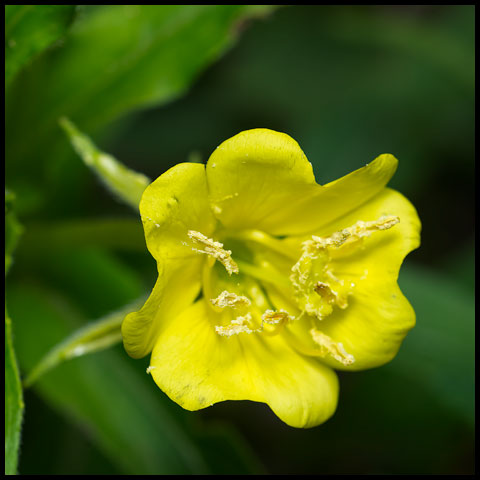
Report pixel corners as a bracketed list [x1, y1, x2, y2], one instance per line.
[186, 215, 399, 366]
[187, 230, 293, 336]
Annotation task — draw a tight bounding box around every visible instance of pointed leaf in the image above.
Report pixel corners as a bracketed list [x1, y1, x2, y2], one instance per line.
[60, 117, 150, 210]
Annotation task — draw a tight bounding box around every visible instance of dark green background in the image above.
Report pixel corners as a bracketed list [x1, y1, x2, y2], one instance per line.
[5, 5, 474, 475]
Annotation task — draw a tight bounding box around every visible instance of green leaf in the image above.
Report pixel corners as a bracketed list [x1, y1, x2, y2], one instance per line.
[5, 5, 76, 89]
[23, 296, 146, 388]
[59, 117, 150, 209]
[6, 5, 278, 183]
[8, 283, 210, 474]
[5, 190, 24, 475]
[51, 5, 275, 130]
[5, 306, 24, 475]
[388, 263, 475, 425]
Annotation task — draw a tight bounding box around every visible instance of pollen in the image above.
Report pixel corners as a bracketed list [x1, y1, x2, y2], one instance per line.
[310, 215, 399, 250]
[215, 308, 294, 337]
[215, 314, 255, 337]
[310, 328, 355, 366]
[290, 215, 399, 321]
[211, 290, 251, 308]
[188, 230, 239, 275]
[261, 309, 293, 325]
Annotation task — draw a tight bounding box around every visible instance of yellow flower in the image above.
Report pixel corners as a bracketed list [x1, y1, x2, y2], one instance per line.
[122, 129, 421, 428]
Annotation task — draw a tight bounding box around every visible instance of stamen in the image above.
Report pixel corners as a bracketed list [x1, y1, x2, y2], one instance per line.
[215, 314, 255, 337]
[311, 215, 399, 251]
[313, 282, 337, 304]
[188, 230, 239, 275]
[323, 272, 350, 309]
[261, 309, 293, 325]
[211, 290, 251, 308]
[290, 215, 399, 320]
[310, 328, 355, 366]
[215, 309, 294, 337]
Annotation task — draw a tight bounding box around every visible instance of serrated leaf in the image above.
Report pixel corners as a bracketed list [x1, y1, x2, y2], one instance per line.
[60, 117, 150, 210]
[5, 5, 76, 89]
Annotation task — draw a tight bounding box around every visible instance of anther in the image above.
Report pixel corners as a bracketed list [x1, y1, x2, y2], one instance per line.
[311, 215, 399, 251]
[261, 309, 293, 325]
[290, 215, 399, 321]
[211, 290, 251, 308]
[188, 230, 239, 275]
[313, 282, 337, 304]
[215, 309, 294, 337]
[310, 328, 355, 366]
[215, 314, 255, 337]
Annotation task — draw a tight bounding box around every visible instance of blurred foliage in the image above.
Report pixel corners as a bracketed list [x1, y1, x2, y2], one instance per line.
[393, 264, 475, 426]
[5, 5, 76, 89]
[4, 4, 474, 475]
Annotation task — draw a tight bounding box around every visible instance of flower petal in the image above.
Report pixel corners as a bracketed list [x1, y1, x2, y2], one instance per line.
[285, 188, 421, 370]
[122, 257, 202, 358]
[122, 163, 216, 358]
[206, 129, 317, 235]
[302, 153, 398, 234]
[140, 162, 217, 262]
[206, 128, 398, 236]
[149, 299, 339, 428]
[265, 153, 398, 236]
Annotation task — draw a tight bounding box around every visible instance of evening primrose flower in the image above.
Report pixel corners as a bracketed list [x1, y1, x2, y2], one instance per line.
[122, 129, 420, 428]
